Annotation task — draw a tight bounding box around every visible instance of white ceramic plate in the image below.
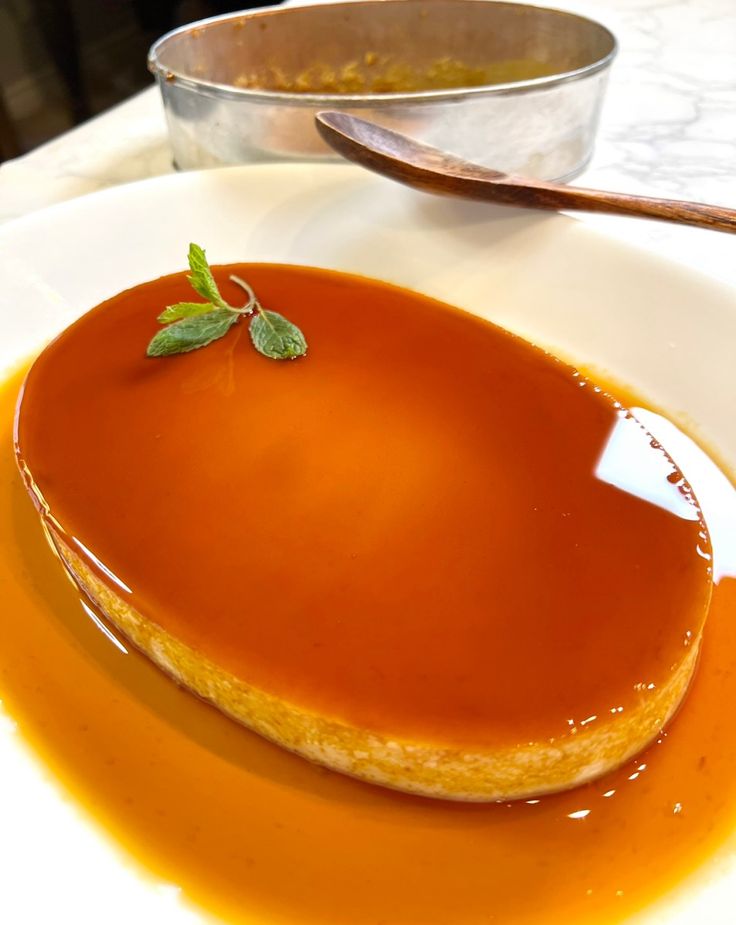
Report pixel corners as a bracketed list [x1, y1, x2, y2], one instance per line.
[0, 163, 735, 924]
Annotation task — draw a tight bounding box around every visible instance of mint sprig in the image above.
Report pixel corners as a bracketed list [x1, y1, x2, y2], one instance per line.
[146, 243, 307, 361]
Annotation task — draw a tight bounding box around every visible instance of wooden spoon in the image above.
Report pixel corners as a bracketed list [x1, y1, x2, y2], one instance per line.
[315, 111, 736, 234]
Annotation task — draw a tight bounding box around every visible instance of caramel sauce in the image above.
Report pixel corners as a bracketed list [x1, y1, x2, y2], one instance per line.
[2, 266, 735, 924]
[234, 56, 557, 94]
[14, 266, 710, 748]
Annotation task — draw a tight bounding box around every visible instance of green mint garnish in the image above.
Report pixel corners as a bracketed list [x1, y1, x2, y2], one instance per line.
[146, 243, 307, 361]
[186, 243, 228, 308]
[250, 309, 308, 360]
[147, 308, 239, 357]
[157, 301, 217, 323]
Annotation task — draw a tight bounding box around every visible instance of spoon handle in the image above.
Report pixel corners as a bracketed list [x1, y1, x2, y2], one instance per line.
[475, 177, 736, 234]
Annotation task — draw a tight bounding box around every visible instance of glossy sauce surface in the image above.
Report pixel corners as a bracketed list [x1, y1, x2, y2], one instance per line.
[15, 266, 710, 747]
[2, 366, 736, 925]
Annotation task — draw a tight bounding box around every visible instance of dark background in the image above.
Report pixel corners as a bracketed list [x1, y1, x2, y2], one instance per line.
[0, 0, 279, 161]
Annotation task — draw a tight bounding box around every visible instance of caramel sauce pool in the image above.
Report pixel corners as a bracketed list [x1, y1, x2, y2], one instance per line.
[0, 268, 735, 923]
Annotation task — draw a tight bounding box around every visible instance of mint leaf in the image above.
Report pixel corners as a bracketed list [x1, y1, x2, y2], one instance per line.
[187, 243, 226, 307]
[148, 244, 307, 362]
[147, 308, 239, 357]
[157, 301, 216, 323]
[250, 310, 307, 360]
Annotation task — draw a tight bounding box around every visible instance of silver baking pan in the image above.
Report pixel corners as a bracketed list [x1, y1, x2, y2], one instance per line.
[149, 0, 616, 180]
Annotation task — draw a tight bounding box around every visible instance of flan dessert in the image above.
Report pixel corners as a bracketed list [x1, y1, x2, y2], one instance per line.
[14, 262, 712, 801]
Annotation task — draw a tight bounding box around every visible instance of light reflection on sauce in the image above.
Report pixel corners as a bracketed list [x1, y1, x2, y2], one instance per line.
[1, 370, 736, 920]
[596, 411, 702, 523]
[631, 407, 736, 584]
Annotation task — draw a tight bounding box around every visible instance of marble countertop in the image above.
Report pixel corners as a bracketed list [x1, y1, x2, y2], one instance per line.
[1, 0, 735, 287]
